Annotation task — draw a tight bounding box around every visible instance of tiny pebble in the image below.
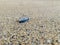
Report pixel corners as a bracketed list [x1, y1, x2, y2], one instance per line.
[43, 39, 53, 44]
[47, 39, 52, 44]
[8, 42, 13, 45]
[58, 39, 60, 43]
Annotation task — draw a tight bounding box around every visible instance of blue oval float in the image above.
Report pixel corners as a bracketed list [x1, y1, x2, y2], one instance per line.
[19, 17, 29, 23]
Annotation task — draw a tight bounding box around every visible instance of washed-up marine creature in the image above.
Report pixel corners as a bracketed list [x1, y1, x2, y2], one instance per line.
[18, 17, 29, 23]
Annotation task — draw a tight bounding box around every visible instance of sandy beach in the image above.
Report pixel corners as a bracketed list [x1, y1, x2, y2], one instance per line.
[0, 0, 60, 45]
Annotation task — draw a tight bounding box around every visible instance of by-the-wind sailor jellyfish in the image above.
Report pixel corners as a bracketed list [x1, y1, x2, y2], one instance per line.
[19, 17, 29, 23]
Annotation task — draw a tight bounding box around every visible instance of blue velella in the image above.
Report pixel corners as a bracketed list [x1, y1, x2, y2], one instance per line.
[19, 17, 29, 23]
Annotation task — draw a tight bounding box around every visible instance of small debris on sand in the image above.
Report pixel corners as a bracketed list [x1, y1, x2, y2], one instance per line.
[18, 17, 29, 23]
